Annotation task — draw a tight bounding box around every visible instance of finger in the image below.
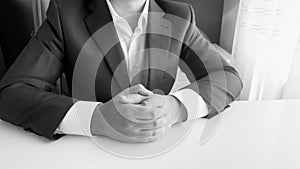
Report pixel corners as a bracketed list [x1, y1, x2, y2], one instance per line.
[141, 100, 151, 107]
[141, 97, 167, 109]
[128, 84, 153, 96]
[131, 105, 165, 121]
[139, 131, 166, 143]
[137, 127, 166, 138]
[119, 94, 149, 104]
[146, 135, 165, 142]
[116, 104, 153, 123]
[136, 116, 169, 130]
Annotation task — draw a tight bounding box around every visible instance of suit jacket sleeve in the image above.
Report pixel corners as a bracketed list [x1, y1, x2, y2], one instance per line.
[0, 0, 74, 140]
[179, 5, 243, 118]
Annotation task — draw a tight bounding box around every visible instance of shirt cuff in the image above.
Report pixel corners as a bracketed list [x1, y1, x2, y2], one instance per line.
[56, 101, 101, 136]
[170, 89, 208, 122]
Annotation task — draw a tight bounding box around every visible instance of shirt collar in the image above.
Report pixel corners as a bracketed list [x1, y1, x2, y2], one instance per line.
[106, 0, 149, 32]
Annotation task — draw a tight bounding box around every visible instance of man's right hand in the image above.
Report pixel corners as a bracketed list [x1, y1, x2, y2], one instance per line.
[90, 84, 169, 143]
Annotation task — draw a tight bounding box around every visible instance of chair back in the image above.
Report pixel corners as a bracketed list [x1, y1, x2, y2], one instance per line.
[0, 0, 50, 73]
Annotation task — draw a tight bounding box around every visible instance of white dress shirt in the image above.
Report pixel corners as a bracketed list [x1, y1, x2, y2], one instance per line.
[56, 0, 208, 136]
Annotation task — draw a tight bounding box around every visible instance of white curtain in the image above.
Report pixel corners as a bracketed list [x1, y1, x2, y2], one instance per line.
[232, 0, 300, 100]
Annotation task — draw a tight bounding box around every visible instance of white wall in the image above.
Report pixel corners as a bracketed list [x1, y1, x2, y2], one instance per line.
[282, 37, 300, 99]
[220, 0, 240, 53]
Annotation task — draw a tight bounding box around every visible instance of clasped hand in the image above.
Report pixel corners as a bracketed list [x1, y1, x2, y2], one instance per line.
[91, 84, 186, 143]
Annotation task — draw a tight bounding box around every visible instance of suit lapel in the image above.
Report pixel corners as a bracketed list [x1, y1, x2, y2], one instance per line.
[84, 0, 130, 90]
[146, 0, 172, 90]
[84, 0, 111, 37]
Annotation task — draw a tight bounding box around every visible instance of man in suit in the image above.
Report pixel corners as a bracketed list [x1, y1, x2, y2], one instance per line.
[0, 0, 242, 142]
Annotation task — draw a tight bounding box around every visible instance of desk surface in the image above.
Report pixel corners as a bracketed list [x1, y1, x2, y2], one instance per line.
[1, 100, 300, 169]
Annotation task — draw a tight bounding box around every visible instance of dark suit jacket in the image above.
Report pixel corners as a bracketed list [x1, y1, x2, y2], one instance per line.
[0, 0, 243, 140]
[0, 44, 5, 79]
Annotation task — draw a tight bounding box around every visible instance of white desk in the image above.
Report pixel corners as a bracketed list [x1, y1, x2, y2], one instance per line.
[1, 100, 300, 169]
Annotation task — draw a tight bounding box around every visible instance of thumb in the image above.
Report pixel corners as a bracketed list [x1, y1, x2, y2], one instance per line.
[128, 84, 153, 96]
[119, 94, 149, 104]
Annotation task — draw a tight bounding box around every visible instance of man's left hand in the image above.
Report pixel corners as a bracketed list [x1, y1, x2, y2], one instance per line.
[141, 94, 187, 126]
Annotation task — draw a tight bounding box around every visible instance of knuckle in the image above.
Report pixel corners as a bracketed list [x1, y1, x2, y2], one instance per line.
[137, 84, 143, 88]
[159, 118, 168, 126]
[119, 95, 127, 102]
[149, 136, 162, 142]
[135, 106, 144, 113]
